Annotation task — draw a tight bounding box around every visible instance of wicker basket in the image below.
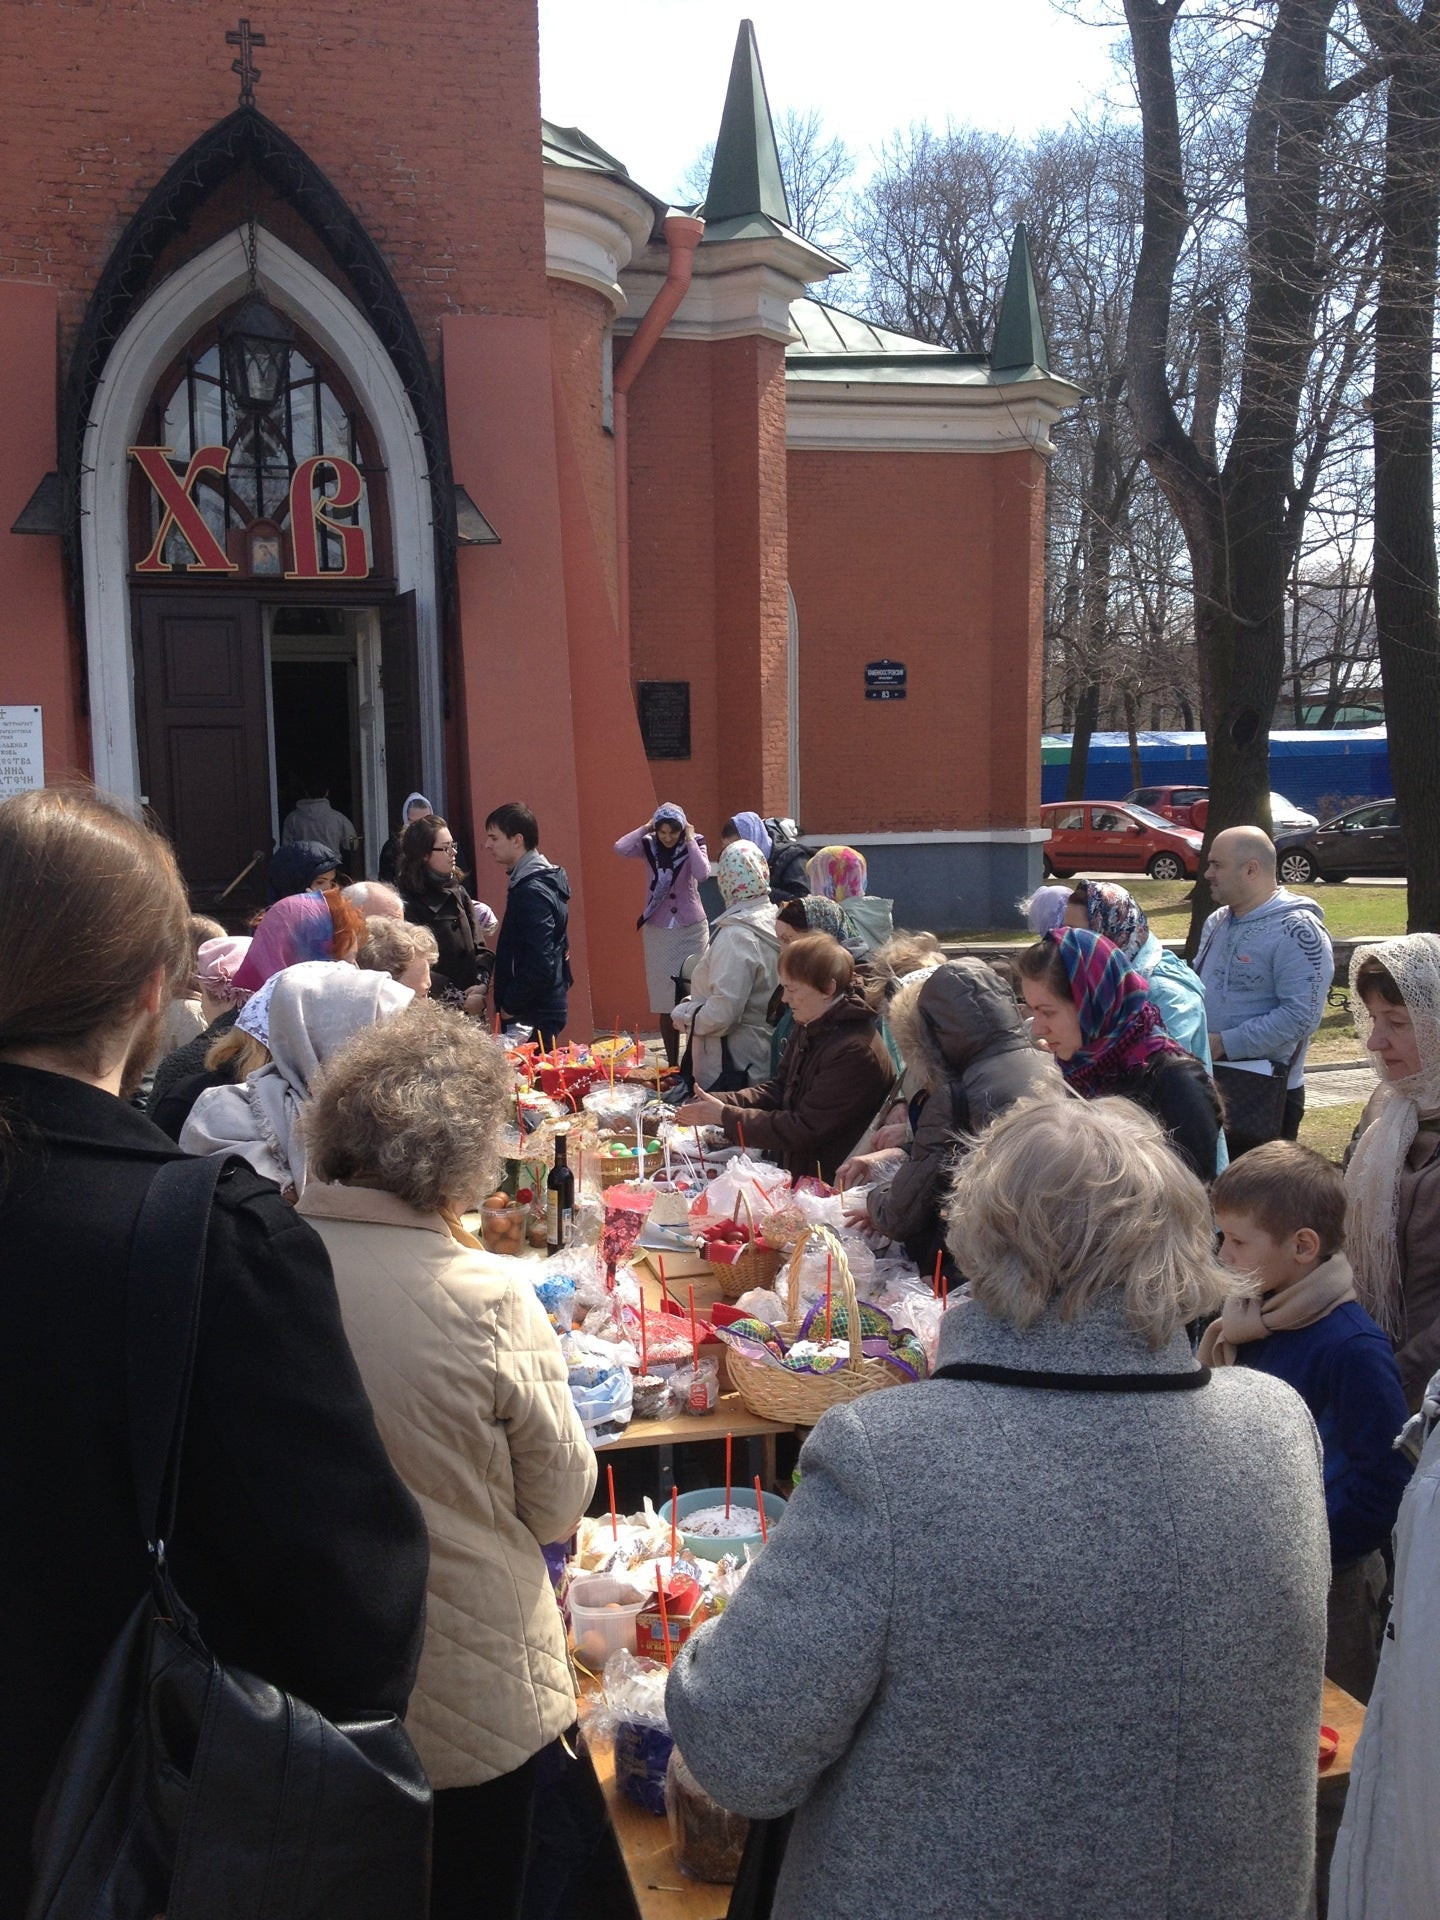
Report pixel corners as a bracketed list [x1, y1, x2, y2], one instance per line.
[710, 1190, 784, 1301]
[723, 1226, 906, 1425]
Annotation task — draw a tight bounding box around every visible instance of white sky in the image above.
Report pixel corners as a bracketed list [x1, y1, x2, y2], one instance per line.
[537, 0, 1128, 204]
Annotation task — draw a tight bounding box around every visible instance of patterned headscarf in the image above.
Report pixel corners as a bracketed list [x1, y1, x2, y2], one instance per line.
[792, 895, 848, 939]
[233, 891, 336, 994]
[1345, 935, 1440, 1336]
[1049, 928, 1182, 1096]
[1080, 882, 1149, 963]
[807, 846, 868, 902]
[717, 840, 771, 907]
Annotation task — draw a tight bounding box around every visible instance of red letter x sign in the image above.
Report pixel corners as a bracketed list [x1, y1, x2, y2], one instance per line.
[129, 446, 238, 572]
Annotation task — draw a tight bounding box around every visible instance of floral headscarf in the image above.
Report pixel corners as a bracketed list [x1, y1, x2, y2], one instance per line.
[233, 891, 336, 995]
[1345, 934, 1440, 1336]
[717, 840, 771, 908]
[1080, 882, 1149, 963]
[792, 895, 848, 939]
[807, 845, 868, 903]
[1049, 928, 1181, 1096]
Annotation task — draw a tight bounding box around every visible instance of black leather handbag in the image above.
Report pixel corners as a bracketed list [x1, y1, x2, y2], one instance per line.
[26, 1155, 432, 1920]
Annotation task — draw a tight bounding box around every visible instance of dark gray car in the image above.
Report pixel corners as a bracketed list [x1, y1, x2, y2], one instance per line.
[1274, 799, 1404, 884]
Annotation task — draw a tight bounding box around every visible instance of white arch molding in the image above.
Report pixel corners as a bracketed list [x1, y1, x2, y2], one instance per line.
[80, 225, 445, 812]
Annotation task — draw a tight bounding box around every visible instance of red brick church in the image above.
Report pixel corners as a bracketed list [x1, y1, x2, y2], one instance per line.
[0, 3, 1078, 1031]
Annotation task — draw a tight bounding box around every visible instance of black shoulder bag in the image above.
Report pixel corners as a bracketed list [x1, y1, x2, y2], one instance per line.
[27, 1155, 431, 1920]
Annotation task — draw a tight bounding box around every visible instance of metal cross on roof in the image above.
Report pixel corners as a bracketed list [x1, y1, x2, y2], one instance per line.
[226, 18, 266, 108]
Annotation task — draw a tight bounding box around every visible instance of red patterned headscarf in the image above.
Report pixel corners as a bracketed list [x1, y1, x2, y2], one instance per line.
[1050, 928, 1182, 1096]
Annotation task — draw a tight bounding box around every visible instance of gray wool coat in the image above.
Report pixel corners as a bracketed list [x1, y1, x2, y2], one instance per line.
[666, 1293, 1330, 1920]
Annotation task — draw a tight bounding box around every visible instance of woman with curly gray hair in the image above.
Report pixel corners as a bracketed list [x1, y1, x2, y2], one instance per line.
[298, 1004, 596, 1920]
[667, 1096, 1330, 1920]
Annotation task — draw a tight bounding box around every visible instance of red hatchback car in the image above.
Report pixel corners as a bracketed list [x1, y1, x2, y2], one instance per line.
[1040, 800, 1204, 882]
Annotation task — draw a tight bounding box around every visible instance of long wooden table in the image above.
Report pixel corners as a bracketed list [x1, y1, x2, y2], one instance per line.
[1322, 1675, 1365, 1782]
[600, 1394, 790, 1501]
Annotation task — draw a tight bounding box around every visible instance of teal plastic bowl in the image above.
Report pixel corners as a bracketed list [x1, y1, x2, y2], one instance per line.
[659, 1486, 787, 1563]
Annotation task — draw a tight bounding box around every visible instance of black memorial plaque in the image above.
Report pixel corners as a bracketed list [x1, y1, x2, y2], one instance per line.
[637, 680, 692, 759]
[864, 659, 907, 701]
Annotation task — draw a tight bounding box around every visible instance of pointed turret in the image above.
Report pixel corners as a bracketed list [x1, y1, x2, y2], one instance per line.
[703, 19, 793, 232]
[990, 223, 1050, 377]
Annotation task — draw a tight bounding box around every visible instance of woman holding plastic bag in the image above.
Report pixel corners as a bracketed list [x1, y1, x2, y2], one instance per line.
[671, 842, 780, 1092]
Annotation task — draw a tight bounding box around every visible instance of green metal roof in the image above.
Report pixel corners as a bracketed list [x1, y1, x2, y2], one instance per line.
[703, 21, 792, 230]
[991, 223, 1050, 377]
[786, 297, 1004, 386]
[540, 120, 670, 220]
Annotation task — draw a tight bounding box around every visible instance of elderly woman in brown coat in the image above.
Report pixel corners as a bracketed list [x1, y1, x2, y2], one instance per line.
[677, 933, 894, 1180]
[299, 1003, 596, 1920]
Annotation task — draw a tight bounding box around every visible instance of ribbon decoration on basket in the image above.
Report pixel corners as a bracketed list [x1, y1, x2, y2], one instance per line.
[714, 1224, 927, 1425]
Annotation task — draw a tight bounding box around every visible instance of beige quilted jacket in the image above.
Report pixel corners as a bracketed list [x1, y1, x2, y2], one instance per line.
[297, 1183, 597, 1788]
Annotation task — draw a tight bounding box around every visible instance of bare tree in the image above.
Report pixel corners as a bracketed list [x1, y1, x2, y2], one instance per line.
[1122, 0, 1388, 943]
[1355, 0, 1440, 929]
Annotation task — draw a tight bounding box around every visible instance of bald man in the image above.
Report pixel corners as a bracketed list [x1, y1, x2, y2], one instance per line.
[1195, 826, 1334, 1155]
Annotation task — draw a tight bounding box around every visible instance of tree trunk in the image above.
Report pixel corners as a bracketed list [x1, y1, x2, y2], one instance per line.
[1123, 688, 1143, 787]
[1122, 0, 1344, 950]
[1366, 0, 1440, 931]
[1066, 680, 1102, 800]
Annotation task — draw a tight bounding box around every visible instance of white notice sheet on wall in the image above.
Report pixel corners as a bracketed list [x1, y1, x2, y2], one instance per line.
[0, 706, 44, 799]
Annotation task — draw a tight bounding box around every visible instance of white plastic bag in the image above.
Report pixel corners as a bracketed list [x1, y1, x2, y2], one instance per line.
[700, 1152, 790, 1224]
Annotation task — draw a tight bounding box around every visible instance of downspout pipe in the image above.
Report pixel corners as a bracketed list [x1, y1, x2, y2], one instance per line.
[613, 213, 704, 651]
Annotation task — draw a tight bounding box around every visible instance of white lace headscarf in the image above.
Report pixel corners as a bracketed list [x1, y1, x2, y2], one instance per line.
[1344, 934, 1440, 1336]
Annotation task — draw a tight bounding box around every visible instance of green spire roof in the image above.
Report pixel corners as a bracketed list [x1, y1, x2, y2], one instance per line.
[704, 20, 792, 229]
[991, 223, 1050, 376]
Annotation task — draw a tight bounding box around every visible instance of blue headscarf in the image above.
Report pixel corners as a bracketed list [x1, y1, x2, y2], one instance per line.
[729, 811, 773, 861]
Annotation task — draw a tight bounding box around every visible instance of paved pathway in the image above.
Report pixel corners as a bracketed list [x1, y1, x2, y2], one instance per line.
[1304, 1066, 1375, 1109]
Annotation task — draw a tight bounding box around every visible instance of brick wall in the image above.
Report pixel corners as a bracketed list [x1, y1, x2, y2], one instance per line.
[0, 0, 549, 368]
[787, 444, 1043, 833]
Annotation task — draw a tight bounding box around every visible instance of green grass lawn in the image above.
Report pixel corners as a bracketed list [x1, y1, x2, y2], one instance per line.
[947, 880, 1408, 946]
[1299, 1098, 1366, 1164]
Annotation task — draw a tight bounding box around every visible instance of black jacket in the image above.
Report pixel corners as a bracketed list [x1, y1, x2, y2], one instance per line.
[400, 877, 487, 993]
[766, 839, 812, 904]
[1110, 1051, 1223, 1182]
[0, 1065, 429, 1910]
[145, 1006, 238, 1138]
[494, 859, 573, 1025]
[869, 961, 1060, 1273]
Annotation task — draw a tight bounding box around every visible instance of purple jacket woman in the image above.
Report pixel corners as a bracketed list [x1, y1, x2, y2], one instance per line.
[615, 804, 711, 1062]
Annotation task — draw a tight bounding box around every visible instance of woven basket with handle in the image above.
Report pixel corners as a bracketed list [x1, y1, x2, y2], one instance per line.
[711, 1189, 784, 1301]
[724, 1225, 906, 1425]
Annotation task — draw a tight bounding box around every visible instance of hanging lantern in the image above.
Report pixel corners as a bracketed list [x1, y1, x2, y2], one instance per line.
[218, 294, 295, 413]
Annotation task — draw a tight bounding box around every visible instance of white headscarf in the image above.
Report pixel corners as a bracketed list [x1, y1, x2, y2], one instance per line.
[1344, 934, 1440, 1336]
[183, 961, 412, 1194]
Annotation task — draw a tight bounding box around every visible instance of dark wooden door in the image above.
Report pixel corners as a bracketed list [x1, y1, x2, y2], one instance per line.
[378, 590, 423, 828]
[133, 591, 272, 896]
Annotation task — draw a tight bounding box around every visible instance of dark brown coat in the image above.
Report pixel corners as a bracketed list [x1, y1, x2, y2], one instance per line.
[716, 988, 895, 1181]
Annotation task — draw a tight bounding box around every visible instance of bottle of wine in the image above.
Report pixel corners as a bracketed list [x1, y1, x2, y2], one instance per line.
[546, 1129, 574, 1256]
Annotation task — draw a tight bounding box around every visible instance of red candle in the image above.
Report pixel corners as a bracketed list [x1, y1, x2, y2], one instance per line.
[942, 1276, 949, 1310]
[655, 1566, 673, 1669]
[670, 1484, 680, 1566]
[725, 1431, 733, 1518]
[932, 1249, 943, 1300]
[753, 1476, 769, 1543]
[639, 1306, 649, 1376]
[825, 1251, 834, 1344]
[657, 1255, 669, 1309]
[687, 1283, 700, 1367]
[606, 1462, 618, 1543]
[737, 1120, 746, 1152]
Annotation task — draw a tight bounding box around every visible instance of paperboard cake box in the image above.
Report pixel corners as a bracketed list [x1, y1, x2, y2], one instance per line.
[636, 1571, 706, 1660]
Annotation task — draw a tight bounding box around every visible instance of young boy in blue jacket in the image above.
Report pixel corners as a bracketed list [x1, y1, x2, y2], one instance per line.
[1205, 1142, 1412, 1701]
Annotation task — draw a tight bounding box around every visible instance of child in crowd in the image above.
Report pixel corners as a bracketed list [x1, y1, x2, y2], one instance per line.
[1204, 1142, 1412, 1701]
